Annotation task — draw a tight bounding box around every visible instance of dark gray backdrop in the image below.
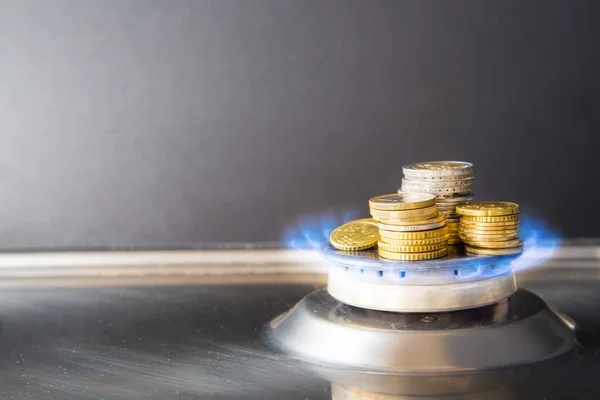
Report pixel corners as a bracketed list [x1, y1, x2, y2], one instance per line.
[1, 0, 599, 248]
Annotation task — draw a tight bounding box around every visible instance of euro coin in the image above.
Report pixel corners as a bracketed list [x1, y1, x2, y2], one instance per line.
[354, 218, 378, 225]
[379, 225, 449, 239]
[437, 205, 465, 211]
[460, 233, 519, 242]
[398, 188, 473, 200]
[370, 205, 438, 220]
[378, 247, 449, 261]
[465, 238, 523, 248]
[460, 228, 519, 237]
[465, 245, 524, 256]
[461, 214, 520, 223]
[369, 193, 436, 211]
[373, 212, 441, 225]
[447, 238, 463, 245]
[401, 178, 474, 188]
[459, 227, 519, 236]
[377, 215, 446, 231]
[329, 220, 379, 251]
[401, 180, 472, 195]
[403, 161, 474, 177]
[377, 240, 447, 253]
[436, 206, 458, 211]
[456, 202, 519, 217]
[404, 173, 474, 182]
[379, 233, 451, 246]
[460, 219, 520, 228]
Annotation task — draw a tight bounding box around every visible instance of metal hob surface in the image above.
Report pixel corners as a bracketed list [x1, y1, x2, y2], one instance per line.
[0, 244, 599, 399]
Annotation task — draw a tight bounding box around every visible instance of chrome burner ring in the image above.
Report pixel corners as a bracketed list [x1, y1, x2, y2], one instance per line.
[321, 244, 521, 312]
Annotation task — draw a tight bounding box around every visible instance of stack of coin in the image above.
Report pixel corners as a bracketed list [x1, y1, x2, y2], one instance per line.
[369, 193, 449, 260]
[456, 202, 524, 255]
[400, 161, 474, 245]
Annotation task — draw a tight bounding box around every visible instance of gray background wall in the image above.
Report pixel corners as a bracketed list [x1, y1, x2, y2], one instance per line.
[0, 0, 599, 248]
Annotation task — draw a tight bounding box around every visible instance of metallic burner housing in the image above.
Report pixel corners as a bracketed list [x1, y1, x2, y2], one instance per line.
[321, 243, 521, 312]
[267, 289, 575, 373]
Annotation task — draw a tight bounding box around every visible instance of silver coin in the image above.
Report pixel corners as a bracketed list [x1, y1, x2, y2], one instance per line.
[377, 220, 447, 232]
[403, 172, 474, 182]
[398, 188, 474, 199]
[401, 177, 474, 188]
[403, 161, 474, 177]
[401, 183, 472, 195]
[402, 179, 473, 189]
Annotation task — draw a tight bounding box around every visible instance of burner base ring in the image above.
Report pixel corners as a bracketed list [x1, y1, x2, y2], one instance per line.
[267, 289, 575, 373]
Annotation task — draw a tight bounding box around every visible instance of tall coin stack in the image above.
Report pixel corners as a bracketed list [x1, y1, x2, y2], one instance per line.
[456, 202, 524, 255]
[400, 161, 474, 245]
[369, 193, 449, 261]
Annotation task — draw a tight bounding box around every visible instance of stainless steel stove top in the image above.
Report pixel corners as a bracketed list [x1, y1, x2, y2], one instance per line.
[0, 241, 599, 399]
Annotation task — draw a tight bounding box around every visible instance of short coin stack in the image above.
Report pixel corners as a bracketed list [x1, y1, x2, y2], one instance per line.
[369, 193, 449, 260]
[456, 202, 524, 255]
[400, 161, 474, 245]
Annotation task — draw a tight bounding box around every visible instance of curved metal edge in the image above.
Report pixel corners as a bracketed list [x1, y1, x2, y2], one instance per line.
[266, 289, 576, 374]
[327, 268, 518, 312]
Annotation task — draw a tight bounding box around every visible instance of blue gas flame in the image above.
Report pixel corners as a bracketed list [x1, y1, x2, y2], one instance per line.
[281, 208, 360, 249]
[281, 208, 562, 274]
[513, 210, 562, 272]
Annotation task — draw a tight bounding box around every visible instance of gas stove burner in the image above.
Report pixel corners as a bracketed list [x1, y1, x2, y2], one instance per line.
[321, 243, 521, 312]
[266, 243, 576, 373]
[267, 289, 575, 373]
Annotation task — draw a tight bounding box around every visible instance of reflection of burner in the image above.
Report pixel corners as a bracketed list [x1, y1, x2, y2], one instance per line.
[322, 243, 520, 312]
[266, 244, 576, 374]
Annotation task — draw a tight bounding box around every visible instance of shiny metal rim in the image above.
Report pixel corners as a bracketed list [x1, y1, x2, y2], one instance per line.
[328, 266, 517, 312]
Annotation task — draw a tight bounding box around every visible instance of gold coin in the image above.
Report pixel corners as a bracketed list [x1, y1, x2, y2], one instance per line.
[461, 214, 520, 223]
[374, 212, 442, 225]
[460, 219, 520, 228]
[370, 205, 438, 220]
[460, 229, 519, 237]
[379, 225, 449, 239]
[456, 202, 519, 217]
[446, 223, 459, 229]
[378, 247, 449, 261]
[354, 217, 378, 225]
[465, 245, 524, 256]
[369, 193, 436, 211]
[459, 227, 519, 236]
[460, 233, 519, 242]
[460, 227, 519, 235]
[465, 238, 523, 248]
[447, 238, 463, 245]
[379, 233, 451, 246]
[329, 220, 379, 251]
[377, 240, 447, 253]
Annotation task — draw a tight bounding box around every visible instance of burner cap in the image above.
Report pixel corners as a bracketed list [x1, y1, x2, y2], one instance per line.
[321, 243, 521, 312]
